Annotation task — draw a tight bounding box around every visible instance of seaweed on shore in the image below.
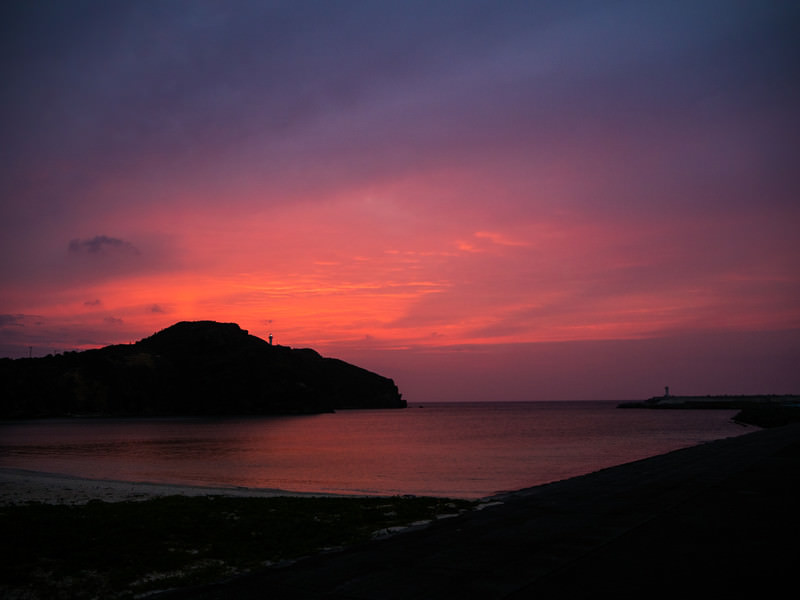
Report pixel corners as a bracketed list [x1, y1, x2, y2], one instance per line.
[0, 495, 474, 599]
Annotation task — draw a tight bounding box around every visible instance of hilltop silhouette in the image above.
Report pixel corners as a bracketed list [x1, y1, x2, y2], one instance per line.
[0, 321, 405, 418]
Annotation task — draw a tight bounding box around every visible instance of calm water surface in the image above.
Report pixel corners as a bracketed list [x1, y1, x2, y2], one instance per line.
[0, 402, 752, 498]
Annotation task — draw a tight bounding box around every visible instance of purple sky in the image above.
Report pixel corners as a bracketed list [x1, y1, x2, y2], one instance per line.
[1, 1, 799, 401]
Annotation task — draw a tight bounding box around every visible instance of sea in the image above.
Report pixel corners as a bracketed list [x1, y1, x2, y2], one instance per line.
[0, 401, 752, 499]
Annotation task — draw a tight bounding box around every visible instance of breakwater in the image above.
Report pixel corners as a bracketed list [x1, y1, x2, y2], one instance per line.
[618, 394, 800, 427]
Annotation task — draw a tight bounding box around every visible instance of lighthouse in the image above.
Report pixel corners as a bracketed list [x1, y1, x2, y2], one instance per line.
[269, 333, 273, 346]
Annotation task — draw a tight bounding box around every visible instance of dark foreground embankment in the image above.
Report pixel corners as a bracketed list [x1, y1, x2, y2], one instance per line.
[160, 423, 800, 599]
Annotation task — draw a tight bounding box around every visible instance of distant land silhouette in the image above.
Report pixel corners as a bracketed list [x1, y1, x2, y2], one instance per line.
[0, 321, 405, 418]
[618, 393, 800, 428]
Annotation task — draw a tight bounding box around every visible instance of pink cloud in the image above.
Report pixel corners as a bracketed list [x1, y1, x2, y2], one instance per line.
[2, 2, 798, 400]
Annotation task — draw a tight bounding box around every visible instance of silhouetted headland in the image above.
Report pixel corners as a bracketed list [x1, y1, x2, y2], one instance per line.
[0, 321, 405, 418]
[618, 393, 800, 427]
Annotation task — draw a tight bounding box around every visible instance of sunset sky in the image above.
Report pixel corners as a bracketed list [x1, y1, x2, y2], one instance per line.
[2, 1, 798, 401]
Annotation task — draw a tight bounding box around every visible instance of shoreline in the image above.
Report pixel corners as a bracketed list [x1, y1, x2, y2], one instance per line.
[4, 424, 798, 597]
[0, 423, 757, 505]
[159, 422, 800, 598]
[0, 467, 347, 506]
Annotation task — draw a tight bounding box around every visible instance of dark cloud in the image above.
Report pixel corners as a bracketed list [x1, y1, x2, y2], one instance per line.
[0, 314, 26, 328]
[1, 0, 797, 225]
[0, 314, 47, 357]
[55, 236, 156, 286]
[104, 317, 124, 325]
[84, 299, 103, 307]
[68, 236, 140, 256]
[149, 304, 166, 314]
[3, 1, 792, 204]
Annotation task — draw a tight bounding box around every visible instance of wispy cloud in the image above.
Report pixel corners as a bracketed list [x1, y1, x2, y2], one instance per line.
[474, 231, 531, 248]
[1, 1, 798, 397]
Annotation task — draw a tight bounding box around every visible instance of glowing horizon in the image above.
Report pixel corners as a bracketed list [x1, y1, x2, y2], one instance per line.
[2, 1, 798, 400]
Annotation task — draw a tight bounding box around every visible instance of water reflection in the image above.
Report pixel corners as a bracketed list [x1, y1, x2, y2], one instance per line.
[0, 403, 751, 498]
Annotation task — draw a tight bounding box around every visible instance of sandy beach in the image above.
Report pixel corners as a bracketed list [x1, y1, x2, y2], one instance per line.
[0, 468, 334, 506]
